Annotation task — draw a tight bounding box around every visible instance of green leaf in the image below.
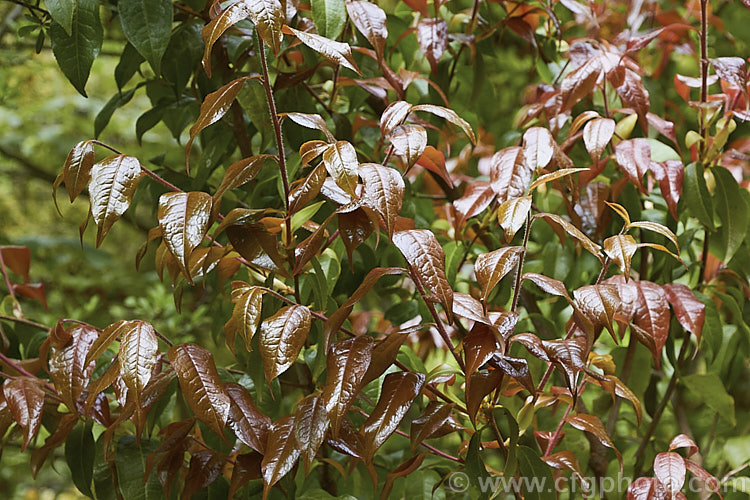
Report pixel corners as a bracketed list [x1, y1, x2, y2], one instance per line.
[118, 0, 173, 75]
[516, 445, 556, 500]
[65, 420, 95, 497]
[682, 373, 736, 425]
[46, 0, 74, 35]
[48, 0, 103, 97]
[682, 162, 714, 230]
[115, 436, 162, 500]
[114, 43, 144, 90]
[95, 87, 137, 138]
[710, 166, 749, 264]
[311, 0, 347, 39]
[464, 429, 491, 500]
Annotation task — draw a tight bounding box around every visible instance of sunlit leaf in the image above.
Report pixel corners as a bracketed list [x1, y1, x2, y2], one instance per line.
[360, 163, 404, 239]
[225, 383, 271, 454]
[226, 284, 265, 352]
[490, 146, 532, 203]
[346, 0, 388, 60]
[417, 18, 448, 74]
[361, 372, 425, 463]
[62, 140, 95, 203]
[168, 343, 231, 440]
[583, 118, 615, 162]
[3, 377, 45, 451]
[283, 26, 360, 74]
[654, 452, 686, 496]
[603, 234, 638, 278]
[259, 305, 312, 384]
[474, 246, 524, 301]
[89, 155, 143, 247]
[49, 325, 99, 414]
[523, 127, 555, 170]
[615, 139, 651, 193]
[289, 164, 327, 214]
[158, 191, 212, 283]
[261, 415, 300, 498]
[411, 104, 476, 144]
[380, 101, 412, 136]
[323, 141, 360, 197]
[387, 124, 427, 168]
[283, 112, 336, 142]
[294, 395, 330, 473]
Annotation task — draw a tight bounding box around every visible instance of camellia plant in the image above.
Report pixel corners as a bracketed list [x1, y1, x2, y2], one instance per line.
[1, 0, 749, 498]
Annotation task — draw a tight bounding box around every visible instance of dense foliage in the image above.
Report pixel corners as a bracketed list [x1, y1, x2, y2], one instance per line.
[1, 0, 749, 498]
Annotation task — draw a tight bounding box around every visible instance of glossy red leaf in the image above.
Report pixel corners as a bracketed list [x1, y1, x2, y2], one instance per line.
[294, 395, 330, 473]
[663, 284, 705, 342]
[490, 146, 533, 203]
[573, 283, 621, 338]
[201, 2, 254, 76]
[380, 101, 412, 136]
[0, 246, 30, 282]
[326, 418, 365, 458]
[522, 273, 572, 303]
[417, 18, 448, 74]
[632, 281, 670, 363]
[650, 160, 683, 220]
[63, 140, 95, 203]
[561, 58, 601, 111]
[466, 369, 503, 426]
[89, 155, 143, 247]
[474, 246, 524, 301]
[534, 213, 603, 262]
[361, 371, 425, 463]
[463, 323, 501, 379]
[710, 57, 747, 91]
[3, 377, 45, 451]
[213, 155, 274, 203]
[118, 321, 159, 426]
[283, 26, 360, 74]
[226, 222, 289, 277]
[393, 229, 453, 322]
[48, 324, 99, 414]
[283, 112, 335, 142]
[228, 453, 263, 498]
[289, 164, 327, 214]
[261, 415, 301, 498]
[583, 118, 615, 162]
[186, 77, 252, 171]
[488, 354, 535, 394]
[654, 452, 686, 496]
[346, 0, 388, 60]
[182, 449, 226, 499]
[604, 234, 638, 278]
[259, 305, 312, 384]
[627, 477, 668, 500]
[523, 127, 555, 170]
[361, 163, 404, 239]
[411, 104, 476, 144]
[362, 332, 409, 387]
[615, 138, 651, 193]
[416, 146, 452, 186]
[323, 336, 374, 439]
[410, 401, 454, 452]
[247, 0, 285, 55]
[611, 67, 650, 122]
[668, 434, 699, 458]
[453, 181, 496, 229]
[225, 383, 271, 454]
[337, 208, 377, 265]
[158, 192, 212, 283]
[225, 284, 265, 352]
[684, 459, 721, 495]
[565, 413, 622, 469]
[168, 343, 231, 440]
[387, 124, 427, 168]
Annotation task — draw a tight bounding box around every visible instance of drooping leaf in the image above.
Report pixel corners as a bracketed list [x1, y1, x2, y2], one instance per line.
[410, 401, 455, 452]
[31, 413, 78, 478]
[48, 0, 103, 96]
[284, 112, 336, 142]
[89, 155, 143, 247]
[710, 57, 748, 93]
[615, 139, 651, 193]
[360, 163, 404, 238]
[583, 118, 615, 162]
[453, 181, 496, 229]
[282, 26, 360, 74]
[361, 372, 425, 463]
[565, 413, 622, 469]
[186, 77, 251, 172]
[228, 453, 263, 498]
[259, 305, 312, 384]
[168, 343, 231, 440]
[158, 191, 212, 283]
[528, 168, 588, 192]
[466, 369, 502, 426]
[490, 146, 532, 203]
[522, 273, 573, 303]
[362, 331, 409, 386]
[573, 284, 621, 339]
[387, 124, 427, 168]
[225, 284, 265, 352]
[261, 415, 301, 498]
[393, 230, 453, 322]
[560, 58, 601, 111]
[294, 395, 330, 473]
[225, 383, 272, 454]
[118, 320, 160, 429]
[380, 101, 413, 136]
[289, 164, 327, 214]
[380, 453, 428, 499]
[48, 325, 99, 414]
[311, 0, 346, 39]
[3, 377, 45, 451]
[682, 162, 714, 230]
[201, 2, 253, 76]
[650, 160, 683, 219]
[226, 222, 289, 277]
[346, 0, 388, 60]
[632, 280, 670, 364]
[214, 155, 275, 203]
[322, 336, 374, 438]
[411, 104, 476, 144]
[711, 166, 749, 264]
[534, 213, 603, 262]
[474, 246, 525, 301]
[463, 323, 501, 380]
[118, 0, 172, 74]
[416, 146, 452, 186]
[522, 127, 555, 170]
[628, 220, 680, 252]
[603, 234, 638, 278]
[497, 196, 532, 242]
[65, 420, 95, 497]
[653, 452, 687, 496]
[663, 284, 705, 342]
[489, 354, 535, 394]
[63, 140, 95, 203]
[182, 449, 226, 498]
[416, 18, 448, 74]
[247, 0, 285, 54]
[323, 141, 360, 197]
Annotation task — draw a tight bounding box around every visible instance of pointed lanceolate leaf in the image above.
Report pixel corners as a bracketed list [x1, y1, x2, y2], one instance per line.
[361, 372, 425, 463]
[387, 124, 427, 168]
[346, 0, 388, 60]
[322, 336, 374, 438]
[528, 167, 589, 192]
[48, 0, 103, 97]
[649, 160, 683, 219]
[573, 284, 621, 338]
[214, 155, 274, 203]
[534, 213, 603, 262]
[259, 306, 312, 384]
[653, 452, 686, 497]
[89, 155, 143, 247]
[289, 164, 327, 214]
[118, 0, 173, 75]
[284, 112, 336, 142]
[201, 1, 253, 76]
[583, 118, 615, 162]
[294, 395, 330, 473]
[632, 281, 670, 363]
[3, 377, 45, 451]
[490, 146, 532, 203]
[118, 321, 160, 420]
[453, 181, 495, 229]
[186, 77, 251, 172]
[168, 343, 231, 440]
[158, 191, 212, 283]
[261, 416, 301, 498]
[283, 26, 360, 74]
[225, 383, 272, 454]
[360, 163, 404, 239]
[411, 104, 476, 144]
[604, 234, 638, 278]
[463, 323, 500, 381]
[416, 146, 452, 186]
[323, 141, 360, 197]
[380, 101, 413, 136]
[522, 127, 555, 170]
[663, 284, 705, 342]
[247, 0, 285, 55]
[410, 402, 455, 452]
[523, 273, 573, 303]
[49, 325, 99, 414]
[311, 0, 347, 39]
[712, 166, 749, 264]
[497, 196, 531, 242]
[474, 246, 525, 301]
[393, 230, 453, 322]
[65, 420, 95, 497]
[615, 139, 651, 193]
[565, 413, 622, 469]
[226, 284, 265, 351]
[63, 140, 95, 203]
[417, 18, 448, 74]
